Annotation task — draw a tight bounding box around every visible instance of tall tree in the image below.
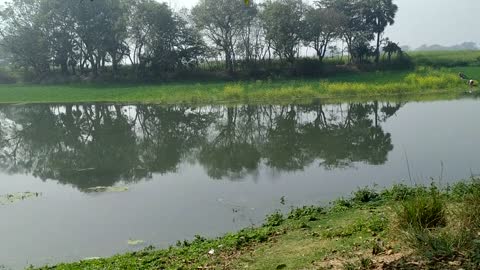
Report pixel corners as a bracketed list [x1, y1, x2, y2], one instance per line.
[303, 7, 345, 62]
[261, 0, 306, 63]
[39, 0, 83, 75]
[363, 0, 398, 64]
[319, 0, 373, 63]
[0, 0, 50, 76]
[192, 0, 252, 73]
[69, 0, 128, 76]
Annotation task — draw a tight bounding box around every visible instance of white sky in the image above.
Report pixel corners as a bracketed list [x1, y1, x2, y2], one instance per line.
[1, 0, 478, 49]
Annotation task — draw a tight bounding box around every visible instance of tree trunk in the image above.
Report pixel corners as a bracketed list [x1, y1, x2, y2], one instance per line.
[375, 32, 381, 64]
[112, 52, 118, 78]
[90, 56, 97, 77]
[225, 51, 233, 74]
[61, 61, 68, 75]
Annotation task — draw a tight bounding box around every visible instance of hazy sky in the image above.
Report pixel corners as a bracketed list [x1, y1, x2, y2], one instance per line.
[1, 0, 478, 49]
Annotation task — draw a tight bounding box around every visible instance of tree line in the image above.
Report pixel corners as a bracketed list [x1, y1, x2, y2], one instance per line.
[0, 0, 401, 81]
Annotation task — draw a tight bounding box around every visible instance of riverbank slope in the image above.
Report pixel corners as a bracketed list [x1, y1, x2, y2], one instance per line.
[1, 67, 478, 105]
[34, 180, 480, 270]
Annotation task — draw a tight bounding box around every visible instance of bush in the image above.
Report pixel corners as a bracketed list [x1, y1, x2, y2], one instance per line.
[381, 184, 428, 201]
[412, 231, 457, 260]
[331, 198, 353, 212]
[352, 186, 380, 203]
[287, 206, 324, 220]
[397, 191, 446, 230]
[264, 211, 284, 227]
[456, 181, 480, 230]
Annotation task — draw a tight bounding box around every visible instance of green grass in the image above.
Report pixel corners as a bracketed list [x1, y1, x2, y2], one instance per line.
[409, 50, 480, 67]
[0, 67, 477, 105]
[32, 180, 480, 270]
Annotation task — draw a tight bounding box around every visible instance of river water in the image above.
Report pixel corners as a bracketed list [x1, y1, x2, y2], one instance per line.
[1, 99, 480, 269]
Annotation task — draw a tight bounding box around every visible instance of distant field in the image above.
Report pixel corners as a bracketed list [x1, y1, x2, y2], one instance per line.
[409, 50, 480, 67]
[0, 68, 473, 104]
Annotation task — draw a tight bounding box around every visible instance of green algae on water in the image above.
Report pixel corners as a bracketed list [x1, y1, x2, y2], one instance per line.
[0, 192, 42, 205]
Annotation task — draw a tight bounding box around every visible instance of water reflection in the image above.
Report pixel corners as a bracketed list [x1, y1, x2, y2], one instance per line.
[0, 102, 402, 190]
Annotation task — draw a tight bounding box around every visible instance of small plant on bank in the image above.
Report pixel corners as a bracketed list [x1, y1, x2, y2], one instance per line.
[450, 179, 480, 226]
[265, 211, 285, 227]
[331, 198, 354, 212]
[397, 188, 446, 230]
[352, 186, 380, 204]
[381, 184, 428, 201]
[287, 206, 324, 221]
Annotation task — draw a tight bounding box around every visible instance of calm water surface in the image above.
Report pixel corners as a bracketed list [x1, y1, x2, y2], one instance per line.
[1, 99, 480, 269]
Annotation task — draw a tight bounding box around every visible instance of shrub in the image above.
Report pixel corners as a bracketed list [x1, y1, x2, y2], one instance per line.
[352, 186, 379, 203]
[456, 181, 480, 230]
[331, 198, 353, 212]
[397, 191, 446, 230]
[381, 184, 428, 201]
[287, 206, 324, 220]
[264, 211, 284, 227]
[411, 230, 457, 260]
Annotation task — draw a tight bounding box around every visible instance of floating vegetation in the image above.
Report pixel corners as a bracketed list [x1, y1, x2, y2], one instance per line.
[127, 239, 145, 246]
[87, 186, 129, 193]
[0, 192, 41, 205]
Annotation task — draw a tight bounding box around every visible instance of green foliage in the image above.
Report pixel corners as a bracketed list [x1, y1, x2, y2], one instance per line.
[404, 67, 460, 89]
[393, 180, 480, 266]
[410, 50, 480, 67]
[31, 181, 480, 269]
[322, 213, 387, 239]
[287, 206, 324, 220]
[454, 180, 480, 231]
[406, 230, 457, 260]
[0, 68, 470, 104]
[265, 211, 285, 227]
[302, 7, 345, 62]
[352, 186, 379, 203]
[331, 198, 354, 212]
[261, 0, 305, 62]
[192, 0, 253, 72]
[397, 190, 446, 230]
[381, 184, 428, 201]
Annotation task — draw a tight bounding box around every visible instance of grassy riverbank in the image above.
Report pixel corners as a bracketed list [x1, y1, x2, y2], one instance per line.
[34, 180, 480, 270]
[0, 67, 478, 105]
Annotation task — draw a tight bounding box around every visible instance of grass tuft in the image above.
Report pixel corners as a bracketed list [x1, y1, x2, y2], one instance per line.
[397, 189, 446, 230]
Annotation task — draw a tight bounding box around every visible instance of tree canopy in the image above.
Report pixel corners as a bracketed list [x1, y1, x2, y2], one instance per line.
[0, 0, 400, 80]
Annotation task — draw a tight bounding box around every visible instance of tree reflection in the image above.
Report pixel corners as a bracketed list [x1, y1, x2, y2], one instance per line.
[0, 101, 402, 190]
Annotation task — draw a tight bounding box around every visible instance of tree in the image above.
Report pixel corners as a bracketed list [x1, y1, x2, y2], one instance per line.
[383, 40, 402, 62]
[235, 3, 260, 64]
[0, 0, 50, 76]
[261, 0, 306, 63]
[363, 0, 398, 64]
[192, 0, 252, 73]
[39, 0, 77, 75]
[175, 13, 208, 70]
[69, 0, 129, 76]
[128, 2, 206, 77]
[319, 0, 373, 63]
[303, 7, 345, 62]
